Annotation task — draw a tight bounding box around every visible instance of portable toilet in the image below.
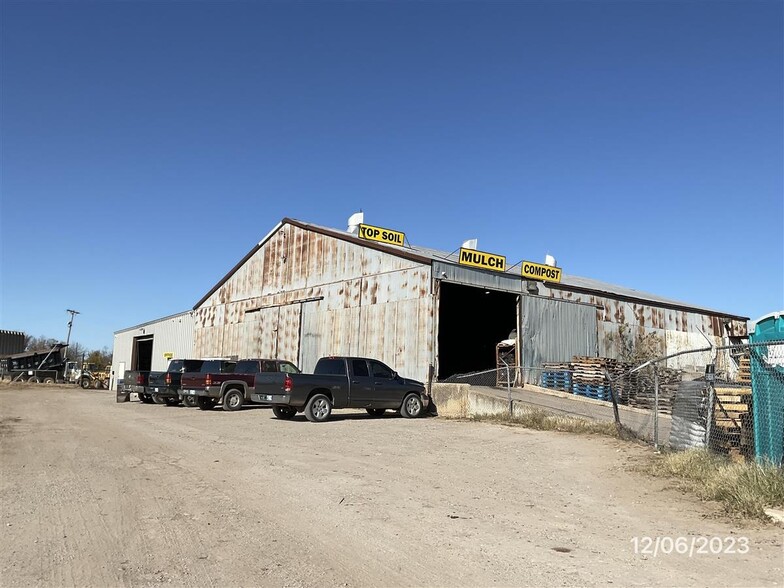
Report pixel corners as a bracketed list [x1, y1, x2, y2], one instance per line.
[748, 312, 784, 466]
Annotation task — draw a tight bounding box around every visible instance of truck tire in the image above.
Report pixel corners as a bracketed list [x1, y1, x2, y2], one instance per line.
[197, 396, 216, 410]
[43, 377, 55, 384]
[366, 408, 385, 417]
[273, 406, 297, 420]
[80, 378, 91, 389]
[182, 396, 197, 407]
[93, 379, 103, 389]
[163, 397, 180, 407]
[152, 394, 167, 405]
[401, 393, 423, 418]
[305, 394, 332, 423]
[222, 389, 244, 412]
[139, 393, 154, 404]
[28, 377, 40, 384]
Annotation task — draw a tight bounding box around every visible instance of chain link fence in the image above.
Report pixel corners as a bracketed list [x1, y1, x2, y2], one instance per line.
[440, 341, 784, 466]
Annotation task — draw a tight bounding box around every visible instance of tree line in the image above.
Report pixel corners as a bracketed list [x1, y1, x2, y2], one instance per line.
[24, 335, 112, 368]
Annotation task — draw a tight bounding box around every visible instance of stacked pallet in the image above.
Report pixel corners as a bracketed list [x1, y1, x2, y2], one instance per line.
[540, 362, 572, 392]
[738, 356, 751, 384]
[712, 386, 753, 460]
[571, 357, 615, 401]
[627, 367, 681, 414]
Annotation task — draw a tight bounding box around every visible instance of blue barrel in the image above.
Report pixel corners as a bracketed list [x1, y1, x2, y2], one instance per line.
[748, 312, 784, 466]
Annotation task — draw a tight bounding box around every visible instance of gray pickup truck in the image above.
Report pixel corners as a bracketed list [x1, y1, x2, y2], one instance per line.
[252, 356, 428, 422]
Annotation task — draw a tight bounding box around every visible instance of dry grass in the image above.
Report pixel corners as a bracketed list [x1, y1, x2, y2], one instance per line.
[644, 449, 784, 520]
[467, 408, 627, 438]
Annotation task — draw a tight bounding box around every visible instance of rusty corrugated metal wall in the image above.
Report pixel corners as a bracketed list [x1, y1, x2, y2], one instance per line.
[543, 288, 746, 371]
[194, 224, 434, 383]
[519, 296, 599, 383]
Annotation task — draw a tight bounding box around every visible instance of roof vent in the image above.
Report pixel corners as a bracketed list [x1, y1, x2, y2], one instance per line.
[544, 254, 557, 267]
[462, 239, 478, 250]
[347, 211, 364, 234]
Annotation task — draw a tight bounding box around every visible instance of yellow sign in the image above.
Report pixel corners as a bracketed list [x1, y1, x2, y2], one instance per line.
[163, 352, 173, 360]
[521, 261, 562, 283]
[458, 248, 506, 272]
[357, 223, 405, 247]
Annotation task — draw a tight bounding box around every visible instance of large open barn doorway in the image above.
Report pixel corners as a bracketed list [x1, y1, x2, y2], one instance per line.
[131, 336, 153, 371]
[437, 281, 518, 380]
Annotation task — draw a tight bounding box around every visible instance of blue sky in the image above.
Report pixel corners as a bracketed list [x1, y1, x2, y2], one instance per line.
[1, 1, 782, 351]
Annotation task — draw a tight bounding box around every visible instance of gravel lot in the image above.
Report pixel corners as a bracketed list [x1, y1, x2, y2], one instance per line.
[1, 385, 781, 587]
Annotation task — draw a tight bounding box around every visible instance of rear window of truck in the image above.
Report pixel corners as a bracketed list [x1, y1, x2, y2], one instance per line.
[314, 359, 346, 376]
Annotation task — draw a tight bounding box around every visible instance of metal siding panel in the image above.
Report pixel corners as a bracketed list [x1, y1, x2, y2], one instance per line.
[520, 296, 598, 383]
[433, 261, 523, 294]
[112, 312, 195, 387]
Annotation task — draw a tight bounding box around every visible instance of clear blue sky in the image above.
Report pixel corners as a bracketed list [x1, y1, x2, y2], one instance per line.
[1, 1, 782, 351]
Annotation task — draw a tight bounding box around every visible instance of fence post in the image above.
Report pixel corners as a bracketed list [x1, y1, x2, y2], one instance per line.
[500, 358, 512, 416]
[653, 364, 660, 450]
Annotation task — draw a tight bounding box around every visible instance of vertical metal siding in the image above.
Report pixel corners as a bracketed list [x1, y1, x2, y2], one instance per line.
[519, 296, 598, 383]
[111, 311, 195, 389]
[194, 224, 434, 383]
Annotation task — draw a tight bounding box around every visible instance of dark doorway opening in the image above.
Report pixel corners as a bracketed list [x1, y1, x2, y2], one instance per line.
[132, 336, 153, 371]
[437, 281, 518, 380]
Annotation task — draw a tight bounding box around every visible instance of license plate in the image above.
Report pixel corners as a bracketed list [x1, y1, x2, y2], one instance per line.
[186, 390, 196, 395]
[264, 395, 273, 401]
[154, 387, 159, 392]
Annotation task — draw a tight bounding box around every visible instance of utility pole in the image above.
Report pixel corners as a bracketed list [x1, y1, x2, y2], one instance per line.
[65, 309, 80, 355]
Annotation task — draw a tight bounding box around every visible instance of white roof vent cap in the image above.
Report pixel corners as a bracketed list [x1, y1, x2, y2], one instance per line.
[347, 211, 364, 234]
[545, 254, 557, 267]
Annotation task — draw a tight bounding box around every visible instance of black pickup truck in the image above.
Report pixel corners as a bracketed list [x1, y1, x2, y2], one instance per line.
[252, 356, 428, 422]
[148, 359, 205, 406]
[181, 358, 300, 411]
[123, 370, 154, 403]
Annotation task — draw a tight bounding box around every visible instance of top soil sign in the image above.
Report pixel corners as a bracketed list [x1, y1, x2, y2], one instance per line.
[458, 248, 506, 272]
[358, 224, 405, 247]
[521, 261, 562, 283]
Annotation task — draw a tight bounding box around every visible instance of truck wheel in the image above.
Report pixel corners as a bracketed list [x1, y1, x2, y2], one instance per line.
[222, 389, 244, 411]
[182, 396, 197, 408]
[139, 393, 153, 404]
[273, 406, 297, 420]
[93, 379, 103, 389]
[152, 394, 166, 405]
[43, 377, 55, 384]
[366, 408, 385, 417]
[197, 396, 216, 410]
[401, 393, 423, 418]
[28, 377, 40, 384]
[80, 378, 91, 389]
[305, 394, 332, 422]
[163, 397, 180, 407]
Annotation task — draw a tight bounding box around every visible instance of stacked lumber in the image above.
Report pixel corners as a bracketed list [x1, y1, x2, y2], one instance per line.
[737, 356, 751, 384]
[711, 386, 753, 460]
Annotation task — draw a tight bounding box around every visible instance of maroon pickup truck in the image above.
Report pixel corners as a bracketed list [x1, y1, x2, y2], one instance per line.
[181, 358, 300, 411]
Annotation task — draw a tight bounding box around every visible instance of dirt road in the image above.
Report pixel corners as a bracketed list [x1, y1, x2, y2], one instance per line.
[1, 385, 781, 587]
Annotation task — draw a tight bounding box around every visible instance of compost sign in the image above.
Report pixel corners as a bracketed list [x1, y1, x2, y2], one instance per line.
[357, 223, 405, 247]
[458, 248, 506, 272]
[521, 261, 562, 283]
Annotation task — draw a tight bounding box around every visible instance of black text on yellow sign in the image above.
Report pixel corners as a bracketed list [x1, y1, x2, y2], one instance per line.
[521, 261, 562, 283]
[458, 248, 507, 272]
[357, 224, 405, 247]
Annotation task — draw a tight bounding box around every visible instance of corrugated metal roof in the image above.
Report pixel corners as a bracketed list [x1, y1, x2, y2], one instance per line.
[193, 217, 748, 321]
[113, 310, 194, 335]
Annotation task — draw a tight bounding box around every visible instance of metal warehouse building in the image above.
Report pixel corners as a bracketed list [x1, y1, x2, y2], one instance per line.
[113, 217, 748, 388]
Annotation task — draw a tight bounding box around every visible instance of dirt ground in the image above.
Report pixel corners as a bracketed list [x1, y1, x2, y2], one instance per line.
[1, 385, 781, 587]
